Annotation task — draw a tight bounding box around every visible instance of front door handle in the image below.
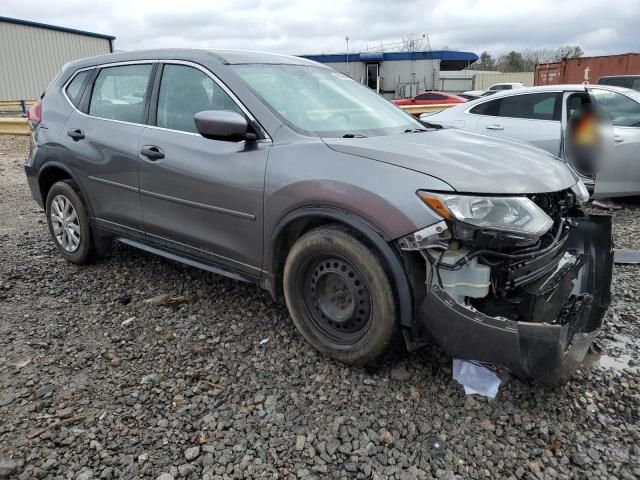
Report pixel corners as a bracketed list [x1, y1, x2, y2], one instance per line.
[140, 145, 165, 160]
[614, 136, 624, 143]
[485, 124, 504, 131]
[67, 129, 85, 141]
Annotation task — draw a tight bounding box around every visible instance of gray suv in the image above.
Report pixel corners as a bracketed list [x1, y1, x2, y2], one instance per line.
[25, 49, 613, 384]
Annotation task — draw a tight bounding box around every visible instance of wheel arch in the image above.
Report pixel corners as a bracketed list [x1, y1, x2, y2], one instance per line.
[264, 207, 414, 328]
[38, 162, 94, 217]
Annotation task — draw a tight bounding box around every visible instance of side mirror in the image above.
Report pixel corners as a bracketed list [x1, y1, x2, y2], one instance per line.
[194, 110, 257, 142]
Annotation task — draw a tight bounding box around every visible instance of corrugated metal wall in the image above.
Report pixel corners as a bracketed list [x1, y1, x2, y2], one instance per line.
[473, 72, 535, 89]
[439, 76, 474, 93]
[0, 21, 111, 101]
[319, 59, 439, 99]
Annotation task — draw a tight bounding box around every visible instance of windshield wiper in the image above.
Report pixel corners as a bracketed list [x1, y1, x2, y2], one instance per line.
[404, 123, 443, 133]
[342, 133, 368, 138]
[416, 121, 444, 130]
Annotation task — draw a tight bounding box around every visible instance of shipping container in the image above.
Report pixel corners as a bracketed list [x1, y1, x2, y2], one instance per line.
[535, 53, 640, 86]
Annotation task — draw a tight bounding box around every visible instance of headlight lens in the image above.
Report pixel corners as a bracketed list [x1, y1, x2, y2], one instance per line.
[571, 180, 590, 204]
[418, 191, 554, 239]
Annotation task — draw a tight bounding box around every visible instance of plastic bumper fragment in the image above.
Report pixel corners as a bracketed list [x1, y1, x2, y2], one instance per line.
[413, 214, 613, 385]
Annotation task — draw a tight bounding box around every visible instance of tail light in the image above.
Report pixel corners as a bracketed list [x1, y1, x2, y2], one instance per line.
[28, 101, 42, 125]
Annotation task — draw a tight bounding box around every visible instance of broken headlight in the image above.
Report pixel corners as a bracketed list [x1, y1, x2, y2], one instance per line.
[418, 191, 554, 242]
[571, 180, 590, 205]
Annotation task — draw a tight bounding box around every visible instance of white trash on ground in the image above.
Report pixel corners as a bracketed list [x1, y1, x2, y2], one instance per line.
[453, 359, 502, 398]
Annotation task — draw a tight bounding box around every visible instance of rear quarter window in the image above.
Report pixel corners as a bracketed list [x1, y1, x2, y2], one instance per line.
[65, 70, 91, 107]
[469, 99, 498, 115]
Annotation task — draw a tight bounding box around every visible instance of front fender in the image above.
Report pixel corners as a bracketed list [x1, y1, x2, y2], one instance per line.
[263, 141, 453, 327]
[266, 206, 415, 328]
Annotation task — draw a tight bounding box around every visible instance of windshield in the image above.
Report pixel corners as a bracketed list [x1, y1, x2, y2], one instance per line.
[233, 64, 424, 137]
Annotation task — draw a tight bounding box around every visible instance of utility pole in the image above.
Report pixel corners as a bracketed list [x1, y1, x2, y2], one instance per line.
[345, 36, 350, 78]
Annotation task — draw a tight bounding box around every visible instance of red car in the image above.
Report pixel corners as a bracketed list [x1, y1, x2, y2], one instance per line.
[393, 91, 467, 106]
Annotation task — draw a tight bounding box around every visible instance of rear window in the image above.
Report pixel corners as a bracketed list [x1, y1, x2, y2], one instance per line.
[598, 77, 634, 88]
[65, 70, 91, 107]
[416, 93, 446, 101]
[89, 64, 153, 124]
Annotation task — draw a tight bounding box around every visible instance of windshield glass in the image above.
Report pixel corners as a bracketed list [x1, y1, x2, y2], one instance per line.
[233, 64, 424, 137]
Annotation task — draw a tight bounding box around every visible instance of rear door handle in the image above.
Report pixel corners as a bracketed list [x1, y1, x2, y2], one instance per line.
[614, 136, 624, 143]
[67, 129, 85, 141]
[485, 124, 504, 131]
[140, 145, 165, 160]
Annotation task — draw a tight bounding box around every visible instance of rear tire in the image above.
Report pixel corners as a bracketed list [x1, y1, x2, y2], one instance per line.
[45, 181, 95, 265]
[283, 225, 398, 365]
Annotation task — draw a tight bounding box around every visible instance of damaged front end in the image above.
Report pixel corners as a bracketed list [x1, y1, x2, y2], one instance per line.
[399, 187, 613, 385]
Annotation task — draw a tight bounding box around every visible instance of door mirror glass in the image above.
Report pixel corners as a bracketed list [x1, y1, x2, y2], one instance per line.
[194, 110, 252, 141]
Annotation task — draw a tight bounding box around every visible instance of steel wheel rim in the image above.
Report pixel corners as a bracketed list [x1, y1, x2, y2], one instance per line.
[50, 194, 81, 253]
[300, 255, 373, 345]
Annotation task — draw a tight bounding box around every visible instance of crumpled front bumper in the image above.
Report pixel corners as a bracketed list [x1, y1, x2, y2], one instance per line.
[413, 214, 614, 385]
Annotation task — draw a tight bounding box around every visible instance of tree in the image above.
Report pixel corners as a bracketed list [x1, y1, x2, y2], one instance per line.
[490, 45, 584, 72]
[495, 51, 526, 72]
[553, 45, 584, 61]
[474, 51, 495, 71]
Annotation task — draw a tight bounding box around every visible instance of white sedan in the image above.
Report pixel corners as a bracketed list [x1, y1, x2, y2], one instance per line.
[421, 85, 640, 198]
[463, 82, 524, 98]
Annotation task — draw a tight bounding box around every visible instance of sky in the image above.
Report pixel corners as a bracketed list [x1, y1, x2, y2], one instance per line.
[3, 0, 639, 57]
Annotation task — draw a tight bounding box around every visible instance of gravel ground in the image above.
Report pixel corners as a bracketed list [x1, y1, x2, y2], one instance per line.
[0, 134, 638, 480]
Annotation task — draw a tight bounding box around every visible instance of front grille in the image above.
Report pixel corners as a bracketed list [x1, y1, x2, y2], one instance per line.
[527, 189, 576, 223]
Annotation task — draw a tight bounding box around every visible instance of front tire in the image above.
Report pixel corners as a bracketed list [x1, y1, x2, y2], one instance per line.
[283, 225, 398, 365]
[45, 181, 93, 264]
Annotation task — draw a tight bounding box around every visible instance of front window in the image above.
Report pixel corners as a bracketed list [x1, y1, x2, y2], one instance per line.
[233, 64, 423, 137]
[590, 88, 640, 127]
[157, 64, 242, 133]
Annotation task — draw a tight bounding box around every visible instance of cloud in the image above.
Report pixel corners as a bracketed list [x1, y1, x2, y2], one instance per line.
[2, 0, 638, 56]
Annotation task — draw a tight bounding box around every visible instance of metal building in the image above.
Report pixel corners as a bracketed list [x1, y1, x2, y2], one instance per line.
[300, 50, 478, 99]
[0, 16, 115, 102]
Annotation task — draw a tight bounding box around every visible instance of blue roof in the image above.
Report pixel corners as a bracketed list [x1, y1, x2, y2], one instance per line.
[0, 16, 115, 41]
[300, 50, 478, 64]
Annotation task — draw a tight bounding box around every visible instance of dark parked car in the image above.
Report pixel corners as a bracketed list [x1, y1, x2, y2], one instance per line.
[26, 49, 613, 384]
[598, 75, 640, 91]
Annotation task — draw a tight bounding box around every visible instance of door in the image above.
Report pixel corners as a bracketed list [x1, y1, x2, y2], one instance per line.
[61, 63, 155, 237]
[470, 92, 563, 155]
[366, 64, 379, 92]
[588, 88, 640, 197]
[138, 63, 269, 275]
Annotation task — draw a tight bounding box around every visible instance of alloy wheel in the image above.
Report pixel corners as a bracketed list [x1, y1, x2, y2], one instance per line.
[50, 194, 81, 253]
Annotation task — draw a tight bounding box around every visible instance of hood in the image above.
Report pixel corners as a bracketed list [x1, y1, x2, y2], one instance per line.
[323, 129, 577, 194]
